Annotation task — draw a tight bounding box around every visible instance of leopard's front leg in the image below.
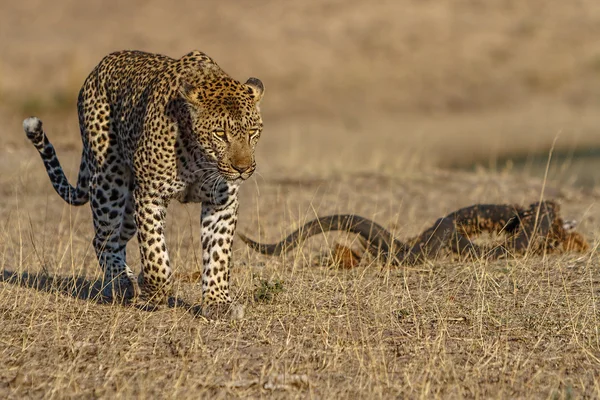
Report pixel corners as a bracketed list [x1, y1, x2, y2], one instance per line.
[134, 189, 173, 302]
[200, 194, 243, 319]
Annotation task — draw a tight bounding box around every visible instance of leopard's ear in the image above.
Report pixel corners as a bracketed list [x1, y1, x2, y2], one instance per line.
[244, 77, 264, 104]
[179, 78, 198, 104]
[178, 79, 204, 120]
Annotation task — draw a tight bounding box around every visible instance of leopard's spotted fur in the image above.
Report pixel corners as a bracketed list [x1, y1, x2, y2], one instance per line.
[23, 50, 264, 318]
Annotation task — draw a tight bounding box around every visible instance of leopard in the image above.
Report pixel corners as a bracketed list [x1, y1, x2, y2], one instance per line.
[22, 50, 265, 318]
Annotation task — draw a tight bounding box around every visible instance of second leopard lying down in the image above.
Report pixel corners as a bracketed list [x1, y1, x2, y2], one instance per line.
[239, 201, 589, 266]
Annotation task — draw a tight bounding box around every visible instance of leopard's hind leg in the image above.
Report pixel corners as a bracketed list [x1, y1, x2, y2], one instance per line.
[89, 163, 140, 300]
[79, 90, 139, 300]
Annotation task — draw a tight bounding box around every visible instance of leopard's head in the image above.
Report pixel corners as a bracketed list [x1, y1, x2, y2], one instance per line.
[181, 72, 264, 182]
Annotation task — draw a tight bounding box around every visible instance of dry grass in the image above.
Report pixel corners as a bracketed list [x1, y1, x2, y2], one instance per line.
[1, 149, 599, 398]
[1, 0, 600, 398]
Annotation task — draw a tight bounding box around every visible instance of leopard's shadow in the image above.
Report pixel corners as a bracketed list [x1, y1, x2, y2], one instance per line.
[0, 269, 203, 316]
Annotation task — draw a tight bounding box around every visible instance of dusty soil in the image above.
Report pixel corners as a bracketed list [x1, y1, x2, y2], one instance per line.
[1, 0, 600, 398]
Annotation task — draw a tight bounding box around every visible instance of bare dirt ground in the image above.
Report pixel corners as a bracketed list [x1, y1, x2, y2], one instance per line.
[1, 0, 600, 398]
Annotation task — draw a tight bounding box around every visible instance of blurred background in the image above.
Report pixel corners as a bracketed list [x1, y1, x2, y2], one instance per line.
[1, 0, 600, 186]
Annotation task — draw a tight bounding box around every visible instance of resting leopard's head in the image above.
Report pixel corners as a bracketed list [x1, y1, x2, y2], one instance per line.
[180, 72, 264, 182]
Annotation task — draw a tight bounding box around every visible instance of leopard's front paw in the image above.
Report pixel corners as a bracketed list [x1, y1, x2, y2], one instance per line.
[202, 302, 245, 320]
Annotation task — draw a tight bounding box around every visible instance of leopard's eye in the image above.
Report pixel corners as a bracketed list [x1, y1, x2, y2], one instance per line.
[213, 128, 226, 141]
[249, 127, 260, 139]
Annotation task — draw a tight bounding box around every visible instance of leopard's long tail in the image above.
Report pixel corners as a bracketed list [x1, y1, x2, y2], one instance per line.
[238, 214, 456, 265]
[23, 117, 90, 206]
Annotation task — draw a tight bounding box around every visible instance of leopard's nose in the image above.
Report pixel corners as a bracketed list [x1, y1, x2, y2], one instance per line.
[231, 163, 251, 174]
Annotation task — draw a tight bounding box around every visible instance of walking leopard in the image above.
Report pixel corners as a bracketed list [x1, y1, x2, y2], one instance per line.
[23, 50, 264, 318]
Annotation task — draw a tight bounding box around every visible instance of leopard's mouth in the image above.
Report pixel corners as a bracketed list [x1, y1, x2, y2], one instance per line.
[219, 167, 255, 182]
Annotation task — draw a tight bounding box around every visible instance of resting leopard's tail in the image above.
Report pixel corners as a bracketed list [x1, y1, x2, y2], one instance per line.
[23, 117, 90, 206]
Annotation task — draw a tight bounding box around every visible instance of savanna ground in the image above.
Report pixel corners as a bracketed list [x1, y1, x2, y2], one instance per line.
[1, 0, 600, 398]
